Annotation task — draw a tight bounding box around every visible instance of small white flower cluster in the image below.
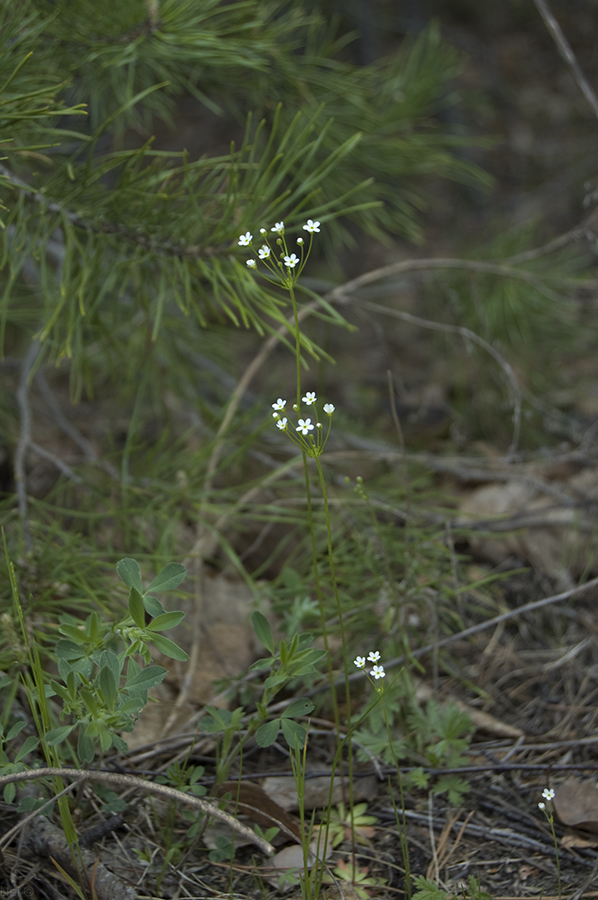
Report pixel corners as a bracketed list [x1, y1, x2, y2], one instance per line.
[354, 650, 386, 682]
[236, 219, 321, 287]
[271, 393, 335, 458]
[538, 787, 555, 810]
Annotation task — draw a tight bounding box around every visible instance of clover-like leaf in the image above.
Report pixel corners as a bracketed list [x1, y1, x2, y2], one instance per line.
[147, 563, 186, 593]
[146, 611, 185, 632]
[148, 633, 189, 661]
[128, 587, 146, 628]
[116, 558, 143, 593]
[251, 611, 275, 654]
[255, 719, 280, 747]
[281, 718, 307, 749]
[281, 698, 314, 718]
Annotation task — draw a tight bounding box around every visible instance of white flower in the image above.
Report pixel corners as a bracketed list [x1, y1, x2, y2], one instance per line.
[272, 412, 280, 419]
[297, 237, 304, 245]
[370, 665, 385, 680]
[246, 259, 257, 268]
[542, 788, 555, 801]
[303, 219, 320, 233]
[238, 232, 252, 246]
[354, 656, 366, 668]
[296, 418, 314, 435]
[258, 245, 271, 259]
[271, 222, 285, 234]
[260, 228, 267, 235]
[302, 392, 316, 405]
[284, 253, 299, 268]
[367, 651, 381, 662]
[316, 422, 322, 428]
[276, 417, 288, 430]
[323, 403, 335, 415]
[272, 399, 286, 410]
[538, 802, 546, 810]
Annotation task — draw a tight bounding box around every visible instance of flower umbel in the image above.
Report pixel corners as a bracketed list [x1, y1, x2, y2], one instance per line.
[237, 217, 321, 289]
[272, 392, 335, 457]
[355, 651, 387, 691]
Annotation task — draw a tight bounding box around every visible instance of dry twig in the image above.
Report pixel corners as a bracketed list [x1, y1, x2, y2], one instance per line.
[0, 767, 275, 856]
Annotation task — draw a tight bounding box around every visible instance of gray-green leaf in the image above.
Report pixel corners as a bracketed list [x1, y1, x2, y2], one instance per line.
[147, 563, 186, 593]
[116, 558, 144, 593]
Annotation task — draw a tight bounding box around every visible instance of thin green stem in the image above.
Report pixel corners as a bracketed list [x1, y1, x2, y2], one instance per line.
[544, 810, 562, 900]
[289, 283, 302, 409]
[314, 456, 354, 819]
[302, 450, 340, 736]
[380, 692, 411, 900]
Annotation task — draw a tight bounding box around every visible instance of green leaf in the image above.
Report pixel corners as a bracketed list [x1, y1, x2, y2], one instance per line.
[249, 656, 275, 671]
[97, 722, 112, 753]
[281, 698, 314, 718]
[281, 718, 307, 749]
[255, 719, 280, 747]
[411, 876, 451, 900]
[55, 639, 87, 661]
[199, 706, 243, 733]
[146, 563, 186, 592]
[128, 587, 146, 628]
[49, 680, 72, 703]
[251, 611, 275, 654]
[263, 674, 287, 691]
[3, 783, 15, 804]
[45, 726, 75, 746]
[58, 624, 88, 645]
[146, 611, 185, 632]
[116, 558, 143, 593]
[78, 730, 95, 764]
[14, 735, 40, 761]
[98, 665, 118, 709]
[125, 665, 167, 693]
[143, 595, 165, 617]
[148, 633, 189, 661]
[6, 720, 26, 741]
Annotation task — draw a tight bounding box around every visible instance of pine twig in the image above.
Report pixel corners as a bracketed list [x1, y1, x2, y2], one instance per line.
[533, 0, 598, 122]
